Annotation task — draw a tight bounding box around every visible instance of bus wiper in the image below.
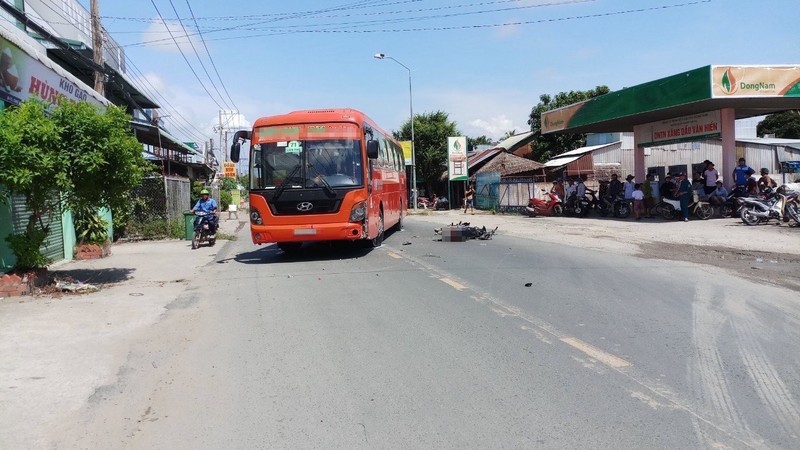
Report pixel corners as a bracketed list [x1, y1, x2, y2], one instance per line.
[273, 164, 301, 201]
[307, 165, 337, 198]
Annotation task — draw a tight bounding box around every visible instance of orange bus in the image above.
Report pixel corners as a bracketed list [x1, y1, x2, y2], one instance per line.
[230, 108, 407, 252]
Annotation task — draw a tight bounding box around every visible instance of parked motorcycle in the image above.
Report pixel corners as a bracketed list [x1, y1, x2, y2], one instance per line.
[192, 210, 218, 249]
[525, 190, 563, 217]
[601, 193, 631, 218]
[417, 196, 435, 209]
[658, 192, 713, 220]
[739, 186, 794, 226]
[563, 193, 591, 217]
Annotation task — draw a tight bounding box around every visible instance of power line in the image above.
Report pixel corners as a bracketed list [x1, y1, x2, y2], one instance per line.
[165, 0, 232, 111]
[124, 0, 413, 48]
[111, 0, 595, 35]
[164, 0, 714, 44]
[17, 0, 210, 143]
[149, 0, 227, 110]
[185, 0, 239, 112]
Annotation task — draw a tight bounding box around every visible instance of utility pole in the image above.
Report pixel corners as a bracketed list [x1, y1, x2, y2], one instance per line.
[218, 110, 224, 163]
[90, 0, 104, 95]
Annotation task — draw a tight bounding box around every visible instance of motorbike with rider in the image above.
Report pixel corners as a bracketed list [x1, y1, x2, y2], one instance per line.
[191, 188, 219, 248]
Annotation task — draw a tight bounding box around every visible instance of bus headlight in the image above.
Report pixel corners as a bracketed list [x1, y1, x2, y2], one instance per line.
[349, 201, 367, 222]
[250, 210, 263, 225]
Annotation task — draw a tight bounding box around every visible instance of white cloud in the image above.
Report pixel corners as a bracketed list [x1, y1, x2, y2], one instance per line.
[142, 18, 204, 54]
[423, 88, 530, 141]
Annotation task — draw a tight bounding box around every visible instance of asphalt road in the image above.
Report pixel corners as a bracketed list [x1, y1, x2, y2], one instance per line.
[52, 217, 800, 449]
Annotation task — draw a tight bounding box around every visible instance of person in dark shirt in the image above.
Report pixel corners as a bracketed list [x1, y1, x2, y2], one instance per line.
[608, 174, 622, 199]
[660, 175, 676, 199]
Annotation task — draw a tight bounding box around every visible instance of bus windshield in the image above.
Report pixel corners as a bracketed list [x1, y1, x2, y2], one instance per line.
[250, 138, 363, 190]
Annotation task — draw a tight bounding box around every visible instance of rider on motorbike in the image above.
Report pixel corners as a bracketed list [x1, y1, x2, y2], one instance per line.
[192, 188, 218, 233]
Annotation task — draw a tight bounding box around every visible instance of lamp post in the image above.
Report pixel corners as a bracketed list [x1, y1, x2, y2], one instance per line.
[374, 53, 416, 210]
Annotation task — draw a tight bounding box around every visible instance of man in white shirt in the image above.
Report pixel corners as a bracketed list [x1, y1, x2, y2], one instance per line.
[703, 162, 719, 195]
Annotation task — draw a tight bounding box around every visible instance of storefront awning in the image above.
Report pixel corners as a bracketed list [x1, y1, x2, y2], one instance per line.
[131, 120, 195, 155]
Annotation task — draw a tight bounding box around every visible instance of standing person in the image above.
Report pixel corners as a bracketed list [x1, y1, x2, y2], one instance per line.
[703, 162, 719, 195]
[623, 175, 635, 201]
[732, 158, 755, 187]
[632, 183, 645, 220]
[643, 173, 658, 218]
[464, 183, 476, 214]
[660, 174, 675, 199]
[675, 172, 692, 222]
[608, 173, 622, 200]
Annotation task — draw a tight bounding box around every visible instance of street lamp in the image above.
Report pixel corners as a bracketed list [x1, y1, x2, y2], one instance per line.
[374, 52, 417, 210]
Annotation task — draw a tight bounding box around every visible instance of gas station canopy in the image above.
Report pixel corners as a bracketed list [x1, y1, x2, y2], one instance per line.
[541, 65, 800, 135]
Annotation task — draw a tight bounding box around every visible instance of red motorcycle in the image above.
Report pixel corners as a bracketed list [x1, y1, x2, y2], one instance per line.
[525, 190, 563, 217]
[417, 196, 436, 209]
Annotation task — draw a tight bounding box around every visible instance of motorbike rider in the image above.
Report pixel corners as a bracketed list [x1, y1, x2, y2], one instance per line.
[550, 180, 565, 200]
[757, 168, 777, 193]
[660, 175, 676, 199]
[709, 179, 729, 215]
[192, 188, 218, 232]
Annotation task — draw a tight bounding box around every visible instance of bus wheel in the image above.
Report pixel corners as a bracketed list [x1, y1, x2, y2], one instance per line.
[277, 242, 302, 254]
[371, 211, 384, 247]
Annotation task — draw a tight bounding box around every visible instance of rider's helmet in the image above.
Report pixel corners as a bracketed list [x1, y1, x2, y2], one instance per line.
[760, 168, 769, 175]
[200, 188, 210, 195]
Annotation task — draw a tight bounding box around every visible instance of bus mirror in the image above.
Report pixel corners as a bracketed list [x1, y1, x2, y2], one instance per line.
[230, 142, 240, 163]
[367, 140, 379, 159]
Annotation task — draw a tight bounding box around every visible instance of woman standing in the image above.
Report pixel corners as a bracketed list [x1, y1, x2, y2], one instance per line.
[675, 172, 692, 222]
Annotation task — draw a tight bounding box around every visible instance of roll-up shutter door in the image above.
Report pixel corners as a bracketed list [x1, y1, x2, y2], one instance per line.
[10, 194, 65, 263]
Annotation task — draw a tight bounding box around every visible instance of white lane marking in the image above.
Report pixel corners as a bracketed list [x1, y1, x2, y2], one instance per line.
[439, 277, 466, 291]
[560, 337, 631, 368]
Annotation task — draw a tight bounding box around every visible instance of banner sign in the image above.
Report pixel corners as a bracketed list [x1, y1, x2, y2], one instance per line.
[635, 110, 721, 147]
[223, 162, 236, 178]
[400, 140, 412, 166]
[712, 65, 800, 98]
[447, 136, 468, 181]
[0, 35, 103, 107]
[541, 100, 589, 133]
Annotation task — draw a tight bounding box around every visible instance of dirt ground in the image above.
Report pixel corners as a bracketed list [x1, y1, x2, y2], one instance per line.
[409, 208, 800, 292]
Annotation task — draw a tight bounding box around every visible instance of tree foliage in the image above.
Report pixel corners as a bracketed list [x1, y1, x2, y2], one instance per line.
[527, 86, 610, 162]
[0, 98, 148, 269]
[757, 110, 800, 139]
[393, 111, 460, 194]
[468, 135, 493, 150]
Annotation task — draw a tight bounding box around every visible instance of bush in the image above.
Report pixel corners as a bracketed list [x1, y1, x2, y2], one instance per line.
[74, 207, 109, 245]
[220, 190, 233, 212]
[6, 229, 50, 270]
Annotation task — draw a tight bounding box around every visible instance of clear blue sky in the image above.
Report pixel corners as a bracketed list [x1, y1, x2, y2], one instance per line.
[81, 0, 799, 145]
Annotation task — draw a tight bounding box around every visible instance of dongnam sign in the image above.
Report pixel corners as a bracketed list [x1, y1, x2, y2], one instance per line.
[447, 136, 468, 181]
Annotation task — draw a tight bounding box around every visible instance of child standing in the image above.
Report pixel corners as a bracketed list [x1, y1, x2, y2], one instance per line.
[464, 184, 476, 214]
[632, 183, 645, 220]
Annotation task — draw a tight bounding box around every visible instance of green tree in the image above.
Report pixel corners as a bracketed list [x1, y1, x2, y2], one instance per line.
[757, 110, 800, 139]
[0, 98, 147, 269]
[394, 111, 460, 195]
[468, 135, 493, 150]
[527, 86, 610, 162]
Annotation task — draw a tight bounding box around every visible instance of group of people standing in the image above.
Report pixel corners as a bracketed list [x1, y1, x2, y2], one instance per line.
[549, 158, 778, 223]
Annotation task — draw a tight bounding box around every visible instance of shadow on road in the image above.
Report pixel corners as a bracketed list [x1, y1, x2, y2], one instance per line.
[227, 229, 405, 265]
[48, 267, 135, 285]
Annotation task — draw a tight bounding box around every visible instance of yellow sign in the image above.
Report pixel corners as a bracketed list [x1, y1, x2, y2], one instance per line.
[223, 162, 236, 178]
[400, 141, 413, 166]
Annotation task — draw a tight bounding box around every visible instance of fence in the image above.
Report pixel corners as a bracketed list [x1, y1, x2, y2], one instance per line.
[132, 176, 191, 223]
[476, 173, 536, 213]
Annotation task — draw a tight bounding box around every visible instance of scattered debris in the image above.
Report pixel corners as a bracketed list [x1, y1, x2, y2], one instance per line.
[55, 280, 99, 293]
[524, 283, 533, 287]
[402, 241, 412, 245]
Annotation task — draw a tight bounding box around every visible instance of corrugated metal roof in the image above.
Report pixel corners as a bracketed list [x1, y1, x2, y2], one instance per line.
[543, 142, 619, 168]
[736, 137, 800, 146]
[468, 148, 503, 167]
[494, 131, 536, 152]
